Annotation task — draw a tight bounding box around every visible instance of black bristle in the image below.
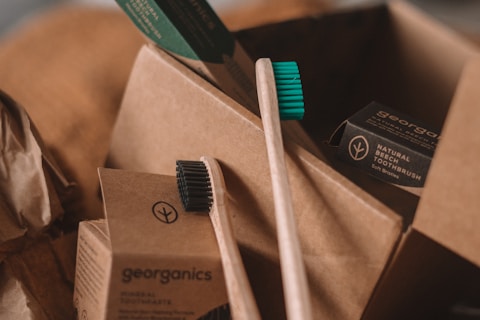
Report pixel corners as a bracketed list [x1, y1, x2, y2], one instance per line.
[176, 160, 213, 212]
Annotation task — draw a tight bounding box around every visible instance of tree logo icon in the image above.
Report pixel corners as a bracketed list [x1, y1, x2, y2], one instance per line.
[152, 201, 178, 224]
[348, 135, 369, 161]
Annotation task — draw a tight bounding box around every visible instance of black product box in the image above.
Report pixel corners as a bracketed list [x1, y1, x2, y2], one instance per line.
[331, 102, 440, 195]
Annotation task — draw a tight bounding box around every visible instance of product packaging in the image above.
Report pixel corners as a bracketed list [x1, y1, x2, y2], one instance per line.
[330, 101, 440, 196]
[73, 168, 228, 320]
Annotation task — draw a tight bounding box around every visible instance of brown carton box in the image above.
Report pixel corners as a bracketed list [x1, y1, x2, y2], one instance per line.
[107, 1, 480, 319]
[73, 168, 228, 319]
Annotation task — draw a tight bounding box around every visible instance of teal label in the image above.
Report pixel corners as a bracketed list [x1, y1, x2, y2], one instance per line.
[116, 0, 235, 63]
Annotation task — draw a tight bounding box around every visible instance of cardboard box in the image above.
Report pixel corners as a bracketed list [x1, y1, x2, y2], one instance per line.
[363, 58, 480, 320]
[107, 1, 480, 319]
[330, 101, 440, 196]
[73, 168, 229, 320]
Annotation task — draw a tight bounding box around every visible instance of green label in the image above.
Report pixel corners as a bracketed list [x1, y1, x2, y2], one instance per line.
[116, 0, 235, 63]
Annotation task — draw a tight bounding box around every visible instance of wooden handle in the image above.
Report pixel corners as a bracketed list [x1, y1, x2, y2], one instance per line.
[202, 156, 261, 320]
[256, 58, 313, 320]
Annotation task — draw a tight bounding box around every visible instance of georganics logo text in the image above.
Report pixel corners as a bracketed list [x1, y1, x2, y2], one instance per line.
[122, 267, 213, 284]
[376, 109, 440, 140]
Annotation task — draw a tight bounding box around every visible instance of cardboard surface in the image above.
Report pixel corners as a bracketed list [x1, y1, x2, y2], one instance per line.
[382, 1, 479, 127]
[74, 221, 111, 320]
[414, 60, 480, 267]
[363, 229, 480, 320]
[108, 42, 401, 320]
[74, 169, 229, 320]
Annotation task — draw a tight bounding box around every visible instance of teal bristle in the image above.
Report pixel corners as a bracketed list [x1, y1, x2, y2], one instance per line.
[272, 61, 305, 120]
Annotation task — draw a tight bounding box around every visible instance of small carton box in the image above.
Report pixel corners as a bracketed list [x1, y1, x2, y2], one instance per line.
[108, 1, 480, 319]
[73, 168, 228, 320]
[330, 101, 441, 195]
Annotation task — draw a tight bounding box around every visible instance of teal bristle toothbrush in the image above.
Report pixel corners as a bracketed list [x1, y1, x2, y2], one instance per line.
[255, 58, 313, 320]
[176, 156, 261, 320]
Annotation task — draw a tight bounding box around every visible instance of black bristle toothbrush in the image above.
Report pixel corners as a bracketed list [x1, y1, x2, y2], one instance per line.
[176, 156, 261, 320]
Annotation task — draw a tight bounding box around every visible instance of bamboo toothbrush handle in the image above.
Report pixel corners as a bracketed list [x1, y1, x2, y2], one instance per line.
[202, 156, 261, 320]
[256, 59, 313, 320]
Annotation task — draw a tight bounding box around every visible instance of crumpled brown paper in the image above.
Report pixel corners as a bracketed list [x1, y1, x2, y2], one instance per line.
[0, 90, 73, 255]
[0, 233, 77, 320]
[0, 90, 76, 319]
[0, 264, 48, 320]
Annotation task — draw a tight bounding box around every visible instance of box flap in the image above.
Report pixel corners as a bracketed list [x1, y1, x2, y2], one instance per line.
[414, 59, 480, 267]
[363, 228, 479, 319]
[98, 167, 219, 257]
[386, 0, 480, 127]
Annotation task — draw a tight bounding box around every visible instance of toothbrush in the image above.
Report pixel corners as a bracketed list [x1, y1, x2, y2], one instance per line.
[255, 58, 313, 320]
[176, 157, 261, 320]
